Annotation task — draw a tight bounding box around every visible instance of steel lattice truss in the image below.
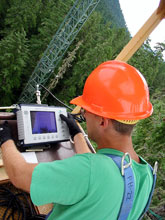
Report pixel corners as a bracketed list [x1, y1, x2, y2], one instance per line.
[19, 0, 101, 103]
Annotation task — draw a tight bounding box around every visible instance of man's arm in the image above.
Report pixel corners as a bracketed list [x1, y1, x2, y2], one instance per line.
[74, 133, 91, 154]
[0, 121, 38, 192]
[1, 140, 37, 192]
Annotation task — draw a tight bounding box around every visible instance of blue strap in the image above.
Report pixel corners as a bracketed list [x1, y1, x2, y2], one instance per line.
[45, 210, 52, 220]
[104, 154, 157, 220]
[104, 154, 135, 220]
[138, 164, 157, 220]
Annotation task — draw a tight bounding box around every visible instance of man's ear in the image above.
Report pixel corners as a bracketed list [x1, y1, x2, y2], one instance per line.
[99, 117, 109, 128]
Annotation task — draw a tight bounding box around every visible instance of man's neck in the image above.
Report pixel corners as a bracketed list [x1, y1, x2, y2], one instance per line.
[97, 136, 140, 163]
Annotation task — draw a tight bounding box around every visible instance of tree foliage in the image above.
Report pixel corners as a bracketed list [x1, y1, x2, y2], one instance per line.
[0, 0, 74, 105]
[132, 90, 165, 218]
[97, 0, 128, 29]
[52, 11, 130, 104]
[129, 40, 164, 95]
[0, 0, 165, 218]
[0, 30, 29, 105]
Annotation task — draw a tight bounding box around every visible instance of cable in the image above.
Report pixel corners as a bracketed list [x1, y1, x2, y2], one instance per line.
[39, 84, 73, 111]
[0, 185, 29, 220]
[148, 209, 163, 220]
[0, 184, 46, 220]
[39, 84, 86, 122]
[71, 113, 86, 123]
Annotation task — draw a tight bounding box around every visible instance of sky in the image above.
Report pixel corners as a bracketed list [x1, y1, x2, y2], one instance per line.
[119, 0, 165, 57]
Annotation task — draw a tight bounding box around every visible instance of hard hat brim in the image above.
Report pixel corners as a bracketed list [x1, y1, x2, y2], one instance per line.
[70, 95, 153, 120]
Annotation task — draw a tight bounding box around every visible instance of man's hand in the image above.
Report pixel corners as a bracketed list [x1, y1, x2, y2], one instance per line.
[60, 113, 81, 139]
[0, 121, 13, 146]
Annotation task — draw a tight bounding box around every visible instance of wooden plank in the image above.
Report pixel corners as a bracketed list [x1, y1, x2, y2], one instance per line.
[157, 0, 165, 14]
[0, 159, 3, 167]
[115, 0, 165, 62]
[0, 167, 9, 182]
[37, 204, 53, 215]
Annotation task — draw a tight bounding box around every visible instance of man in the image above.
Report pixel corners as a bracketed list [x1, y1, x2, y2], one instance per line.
[0, 60, 155, 219]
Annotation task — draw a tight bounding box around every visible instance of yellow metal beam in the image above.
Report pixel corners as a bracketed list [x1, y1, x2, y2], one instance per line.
[115, 0, 165, 62]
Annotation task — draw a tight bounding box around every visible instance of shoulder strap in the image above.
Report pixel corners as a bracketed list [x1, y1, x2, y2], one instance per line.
[104, 153, 157, 220]
[45, 210, 52, 220]
[104, 153, 135, 220]
[138, 163, 157, 220]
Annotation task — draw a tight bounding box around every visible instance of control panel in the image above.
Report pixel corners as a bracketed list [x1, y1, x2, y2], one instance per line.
[16, 104, 70, 148]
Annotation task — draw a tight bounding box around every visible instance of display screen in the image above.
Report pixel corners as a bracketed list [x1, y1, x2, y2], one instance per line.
[30, 111, 57, 134]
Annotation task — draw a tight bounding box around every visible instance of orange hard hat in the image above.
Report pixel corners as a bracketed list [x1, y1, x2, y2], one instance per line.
[70, 60, 153, 121]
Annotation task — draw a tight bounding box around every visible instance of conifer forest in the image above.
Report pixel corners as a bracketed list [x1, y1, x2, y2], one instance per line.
[0, 0, 165, 218]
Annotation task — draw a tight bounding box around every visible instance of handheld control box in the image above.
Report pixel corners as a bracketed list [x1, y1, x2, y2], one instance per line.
[16, 104, 70, 148]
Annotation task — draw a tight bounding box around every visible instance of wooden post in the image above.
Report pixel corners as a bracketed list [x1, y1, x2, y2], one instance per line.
[115, 0, 165, 62]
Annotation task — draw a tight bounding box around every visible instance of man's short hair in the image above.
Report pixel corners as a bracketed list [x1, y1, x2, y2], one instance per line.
[111, 119, 136, 136]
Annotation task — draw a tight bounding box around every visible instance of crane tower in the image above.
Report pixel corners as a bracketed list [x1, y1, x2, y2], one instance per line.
[19, 0, 101, 103]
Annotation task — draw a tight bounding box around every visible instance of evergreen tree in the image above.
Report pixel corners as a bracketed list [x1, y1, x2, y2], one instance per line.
[132, 90, 165, 217]
[0, 0, 164, 218]
[129, 40, 164, 94]
[52, 11, 130, 104]
[0, 0, 74, 104]
[0, 30, 29, 105]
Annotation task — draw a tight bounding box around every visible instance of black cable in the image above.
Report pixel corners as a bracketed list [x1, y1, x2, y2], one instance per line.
[20, 191, 36, 217]
[39, 84, 86, 122]
[71, 113, 86, 122]
[0, 186, 25, 220]
[0, 185, 46, 220]
[39, 84, 73, 111]
[14, 193, 27, 220]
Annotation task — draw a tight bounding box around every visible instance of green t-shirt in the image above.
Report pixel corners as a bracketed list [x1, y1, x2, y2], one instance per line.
[30, 148, 153, 220]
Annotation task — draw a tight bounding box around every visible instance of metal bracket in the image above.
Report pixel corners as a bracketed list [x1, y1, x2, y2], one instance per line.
[36, 84, 41, 104]
[153, 161, 158, 175]
[121, 152, 132, 176]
